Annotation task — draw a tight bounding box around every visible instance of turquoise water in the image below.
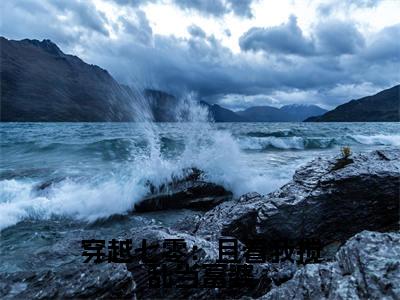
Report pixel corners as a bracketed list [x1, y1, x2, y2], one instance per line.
[1, 121, 399, 273]
[1, 122, 400, 230]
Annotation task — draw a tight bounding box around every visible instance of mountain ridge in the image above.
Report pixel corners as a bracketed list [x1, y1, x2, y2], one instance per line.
[305, 85, 400, 122]
[2, 37, 394, 123]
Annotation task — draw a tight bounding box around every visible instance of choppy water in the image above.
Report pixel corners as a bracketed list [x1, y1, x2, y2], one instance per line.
[1, 121, 400, 230]
[1, 120, 399, 273]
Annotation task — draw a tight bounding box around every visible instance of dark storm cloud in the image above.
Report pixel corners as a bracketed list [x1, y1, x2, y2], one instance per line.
[119, 11, 153, 46]
[240, 16, 366, 56]
[315, 20, 365, 55]
[0, 0, 398, 109]
[174, 0, 227, 17]
[0, 0, 79, 46]
[48, 0, 109, 36]
[188, 25, 206, 38]
[227, 0, 253, 18]
[239, 15, 315, 55]
[173, 0, 255, 17]
[107, 0, 254, 18]
[0, 0, 108, 48]
[362, 24, 400, 63]
[107, 0, 154, 5]
[318, 0, 383, 17]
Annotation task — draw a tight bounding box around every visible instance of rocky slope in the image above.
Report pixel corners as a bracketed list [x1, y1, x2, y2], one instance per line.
[1, 37, 136, 121]
[182, 150, 399, 246]
[306, 85, 400, 122]
[261, 231, 400, 300]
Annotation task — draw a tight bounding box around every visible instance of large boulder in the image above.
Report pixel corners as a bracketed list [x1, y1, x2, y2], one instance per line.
[134, 168, 232, 212]
[260, 231, 400, 299]
[186, 150, 400, 246]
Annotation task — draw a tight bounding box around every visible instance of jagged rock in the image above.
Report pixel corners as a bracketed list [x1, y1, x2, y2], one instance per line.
[190, 150, 400, 246]
[0, 233, 136, 300]
[260, 231, 400, 300]
[134, 168, 232, 212]
[124, 225, 272, 299]
[0, 264, 135, 300]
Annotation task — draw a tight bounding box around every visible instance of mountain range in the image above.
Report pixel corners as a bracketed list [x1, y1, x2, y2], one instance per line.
[305, 85, 400, 122]
[1, 37, 398, 122]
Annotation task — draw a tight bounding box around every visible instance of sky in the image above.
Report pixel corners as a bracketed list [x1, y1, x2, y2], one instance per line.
[1, 0, 399, 110]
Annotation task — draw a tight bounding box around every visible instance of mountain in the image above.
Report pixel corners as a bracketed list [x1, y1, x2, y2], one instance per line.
[0, 37, 328, 122]
[305, 85, 400, 122]
[1, 37, 136, 121]
[144, 89, 180, 121]
[236, 104, 327, 122]
[200, 101, 247, 122]
[279, 104, 327, 121]
[237, 106, 282, 121]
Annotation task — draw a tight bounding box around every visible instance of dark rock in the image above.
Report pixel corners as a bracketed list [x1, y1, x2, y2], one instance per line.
[192, 150, 400, 246]
[124, 225, 272, 299]
[134, 168, 233, 212]
[260, 231, 400, 299]
[0, 235, 136, 299]
[0, 264, 135, 300]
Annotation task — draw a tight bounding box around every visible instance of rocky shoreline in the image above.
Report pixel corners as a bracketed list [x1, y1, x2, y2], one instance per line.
[1, 149, 399, 299]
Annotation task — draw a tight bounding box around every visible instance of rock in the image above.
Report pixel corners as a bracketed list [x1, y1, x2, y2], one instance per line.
[124, 225, 273, 299]
[191, 150, 400, 246]
[260, 231, 400, 299]
[0, 264, 135, 300]
[0, 235, 136, 299]
[134, 168, 233, 212]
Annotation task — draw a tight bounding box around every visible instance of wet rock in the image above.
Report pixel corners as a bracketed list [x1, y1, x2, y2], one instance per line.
[124, 225, 273, 299]
[0, 258, 135, 300]
[192, 150, 400, 246]
[135, 168, 232, 212]
[0, 226, 138, 299]
[260, 231, 400, 300]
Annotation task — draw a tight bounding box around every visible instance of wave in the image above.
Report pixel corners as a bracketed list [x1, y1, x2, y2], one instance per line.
[0, 98, 289, 230]
[239, 136, 336, 150]
[238, 133, 400, 151]
[245, 130, 298, 138]
[350, 134, 400, 147]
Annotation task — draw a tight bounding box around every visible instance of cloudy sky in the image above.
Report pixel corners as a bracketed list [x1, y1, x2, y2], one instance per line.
[1, 0, 399, 110]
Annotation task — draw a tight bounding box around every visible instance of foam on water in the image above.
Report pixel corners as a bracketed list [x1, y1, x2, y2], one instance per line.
[351, 134, 400, 147]
[0, 95, 285, 230]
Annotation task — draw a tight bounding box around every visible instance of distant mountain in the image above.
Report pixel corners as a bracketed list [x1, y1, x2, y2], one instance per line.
[0, 37, 135, 121]
[305, 85, 400, 122]
[237, 106, 282, 121]
[200, 101, 247, 122]
[279, 104, 327, 121]
[236, 104, 327, 122]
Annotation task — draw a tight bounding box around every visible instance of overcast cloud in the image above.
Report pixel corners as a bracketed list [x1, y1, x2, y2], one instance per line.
[0, 0, 399, 110]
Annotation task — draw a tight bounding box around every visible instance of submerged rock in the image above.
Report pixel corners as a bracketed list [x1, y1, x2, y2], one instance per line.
[135, 168, 233, 212]
[260, 231, 400, 299]
[190, 150, 400, 246]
